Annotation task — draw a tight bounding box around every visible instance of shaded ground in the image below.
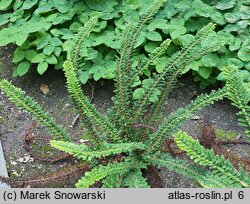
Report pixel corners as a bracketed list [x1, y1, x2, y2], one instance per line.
[0, 46, 249, 188]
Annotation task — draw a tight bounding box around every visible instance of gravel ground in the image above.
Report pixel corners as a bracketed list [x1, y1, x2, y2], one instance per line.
[0, 46, 249, 188]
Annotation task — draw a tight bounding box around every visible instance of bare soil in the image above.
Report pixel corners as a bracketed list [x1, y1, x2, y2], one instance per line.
[0, 46, 249, 188]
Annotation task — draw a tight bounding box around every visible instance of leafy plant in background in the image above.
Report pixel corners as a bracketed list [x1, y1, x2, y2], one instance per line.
[0, 0, 249, 188]
[0, 0, 249, 89]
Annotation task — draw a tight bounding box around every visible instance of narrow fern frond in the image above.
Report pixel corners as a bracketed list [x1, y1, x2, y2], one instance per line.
[131, 23, 218, 123]
[223, 65, 250, 138]
[130, 39, 171, 83]
[145, 42, 223, 126]
[145, 88, 226, 153]
[70, 16, 98, 69]
[50, 140, 145, 161]
[145, 152, 229, 188]
[124, 0, 166, 76]
[122, 169, 149, 188]
[175, 131, 250, 187]
[102, 173, 121, 188]
[112, 0, 166, 130]
[63, 60, 120, 142]
[0, 80, 70, 141]
[67, 17, 100, 140]
[76, 160, 145, 188]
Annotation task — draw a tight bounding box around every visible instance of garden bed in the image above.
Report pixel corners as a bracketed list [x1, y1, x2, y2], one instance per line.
[0, 46, 248, 188]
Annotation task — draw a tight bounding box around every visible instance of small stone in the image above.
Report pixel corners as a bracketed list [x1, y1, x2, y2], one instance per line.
[191, 115, 203, 120]
[79, 139, 89, 143]
[64, 103, 70, 108]
[18, 158, 24, 163]
[10, 161, 17, 165]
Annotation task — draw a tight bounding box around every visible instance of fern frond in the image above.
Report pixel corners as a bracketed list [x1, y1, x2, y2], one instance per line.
[0, 80, 70, 141]
[76, 160, 146, 188]
[145, 152, 229, 188]
[223, 65, 250, 138]
[102, 173, 121, 188]
[122, 169, 149, 188]
[145, 42, 223, 126]
[66, 17, 101, 141]
[175, 131, 250, 187]
[131, 23, 218, 123]
[145, 88, 226, 153]
[112, 0, 166, 130]
[50, 140, 145, 161]
[70, 16, 98, 69]
[130, 39, 171, 84]
[63, 60, 120, 142]
[123, 0, 166, 76]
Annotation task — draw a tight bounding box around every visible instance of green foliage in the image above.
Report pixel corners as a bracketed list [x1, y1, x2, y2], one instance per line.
[1, 1, 249, 188]
[145, 89, 226, 152]
[222, 65, 250, 138]
[1, 0, 249, 89]
[50, 140, 145, 161]
[174, 131, 250, 187]
[145, 152, 231, 188]
[75, 159, 146, 188]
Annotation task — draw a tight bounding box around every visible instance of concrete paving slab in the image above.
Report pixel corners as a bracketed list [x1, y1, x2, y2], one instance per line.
[0, 140, 9, 188]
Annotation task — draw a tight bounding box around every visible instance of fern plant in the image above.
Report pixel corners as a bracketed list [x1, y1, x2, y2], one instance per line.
[222, 65, 250, 139]
[174, 131, 250, 188]
[0, 0, 249, 188]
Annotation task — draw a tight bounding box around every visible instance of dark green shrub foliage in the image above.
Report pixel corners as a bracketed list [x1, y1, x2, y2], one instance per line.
[0, 0, 249, 88]
[0, 0, 249, 188]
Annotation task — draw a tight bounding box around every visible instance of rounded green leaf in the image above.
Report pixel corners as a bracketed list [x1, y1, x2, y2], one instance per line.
[154, 57, 168, 73]
[198, 67, 212, 79]
[229, 38, 241, 51]
[217, 72, 226, 81]
[146, 31, 162, 41]
[244, 62, 250, 71]
[43, 44, 55, 55]
[144, 42, 158, 53]
[182, 61, 201, 74]
[86, 48, 98, 60]
[224, 12, 241, 23]
[79, 72, 89, 84]
[25, 50, 38, 61]
[238, 47, 250, 62]
[46, 54, 58, 64]
[227, 58, 244, 68]
[17, 61, 30, 76]
[22, 0, 38, 10]
[31, 53, 46, 63]
[85, 0, 107, 11]
[69, 22, 82, 33]
[13, 49, 25, 63]
[37, 62, 48, 75]
[216, 0, 236, 10]
[201, 53, 220, 67]
[133, 88, 145, 100]
[0, 0, 13, 10]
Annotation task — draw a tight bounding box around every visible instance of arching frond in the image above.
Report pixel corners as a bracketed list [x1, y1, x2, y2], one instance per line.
[0, 79, 70, 141]
[175, 131, 250, 187]
[223, 65, 250, 138]
[50, 140, 145, 161]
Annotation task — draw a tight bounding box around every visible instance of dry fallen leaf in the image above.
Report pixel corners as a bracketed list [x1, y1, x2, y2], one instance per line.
[40, 84, 50, 94]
